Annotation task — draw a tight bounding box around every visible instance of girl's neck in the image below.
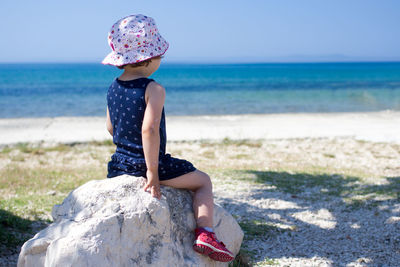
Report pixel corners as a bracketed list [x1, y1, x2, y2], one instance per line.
[118, 58, 160, 81]
[118, 71, 149, 81]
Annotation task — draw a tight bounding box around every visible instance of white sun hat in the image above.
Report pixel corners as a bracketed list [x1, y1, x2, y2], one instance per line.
[102, 14, 169, 66]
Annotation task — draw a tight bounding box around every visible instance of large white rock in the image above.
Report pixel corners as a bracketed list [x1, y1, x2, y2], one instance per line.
[18, 175, 243, 267]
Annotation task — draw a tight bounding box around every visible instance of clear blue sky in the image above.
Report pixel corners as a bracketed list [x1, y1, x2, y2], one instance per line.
[1, 0, 399, 63]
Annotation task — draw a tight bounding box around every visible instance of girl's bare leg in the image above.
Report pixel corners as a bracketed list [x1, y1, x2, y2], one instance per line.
[159, 169, 213, 228]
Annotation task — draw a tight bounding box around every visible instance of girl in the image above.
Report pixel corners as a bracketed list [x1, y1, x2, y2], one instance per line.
[102, 14, 234, 262]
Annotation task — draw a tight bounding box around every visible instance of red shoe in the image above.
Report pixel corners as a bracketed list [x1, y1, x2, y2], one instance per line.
[193, 227, 235, 262]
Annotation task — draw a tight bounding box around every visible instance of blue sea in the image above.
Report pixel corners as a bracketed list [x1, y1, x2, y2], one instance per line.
[0, 62, 400, 118]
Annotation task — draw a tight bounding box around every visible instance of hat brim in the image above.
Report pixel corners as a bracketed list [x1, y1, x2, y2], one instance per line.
[102, 41, 169, 67]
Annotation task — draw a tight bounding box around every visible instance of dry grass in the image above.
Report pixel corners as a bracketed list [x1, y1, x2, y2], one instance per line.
[0, 137, 399, 266]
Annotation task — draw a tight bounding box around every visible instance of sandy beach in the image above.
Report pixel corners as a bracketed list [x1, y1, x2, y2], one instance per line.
[1, 110, 399, 146]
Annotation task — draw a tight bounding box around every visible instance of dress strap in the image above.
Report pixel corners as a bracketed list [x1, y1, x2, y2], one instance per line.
[142, 77, 155, 86]
[115, 77, 155, 89]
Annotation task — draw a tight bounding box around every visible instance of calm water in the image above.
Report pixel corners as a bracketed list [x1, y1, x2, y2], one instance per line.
[0, 62, 400, 118]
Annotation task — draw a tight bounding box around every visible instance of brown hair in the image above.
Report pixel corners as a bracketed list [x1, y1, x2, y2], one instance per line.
[117, 55, 162, 70]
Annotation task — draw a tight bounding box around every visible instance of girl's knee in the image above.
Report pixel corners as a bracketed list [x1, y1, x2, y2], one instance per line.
[196, 170, 212, 191]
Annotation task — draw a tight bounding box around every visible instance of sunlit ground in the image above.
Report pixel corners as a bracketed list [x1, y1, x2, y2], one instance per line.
[1, 137, 399, 266]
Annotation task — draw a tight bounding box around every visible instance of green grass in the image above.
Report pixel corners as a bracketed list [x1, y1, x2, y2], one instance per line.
[11, 154, 26, 162]
[1, 140, 114, 156]
[0, 146, 12, 154]
[229, 249, 252, 267]
[0, 142, 110, 255]
[232, 217, 291, 265]
[0, 164, 106, 220]
[230, 153, 251, 160]
[200, 137, 263, 148]
[0, 165, 106, 254]
[252, 170, 356, 195]
[0, 209, 37, 248]
[238, 219, 290, 241]
[222, 168, 399, 207]
[88, 139, 114, 146]
[201, 150, 216, 159]
[256, 258, 278, 266]
[356, 177, 400, 200]
[2, 142, 73, 155]
[221, 137, 263, 148]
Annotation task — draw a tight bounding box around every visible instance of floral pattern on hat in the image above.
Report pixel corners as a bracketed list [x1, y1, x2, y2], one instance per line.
[102, 14, 169, 66]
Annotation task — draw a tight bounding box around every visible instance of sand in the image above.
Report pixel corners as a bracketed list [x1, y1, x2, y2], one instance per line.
[0, 110, 399, 146]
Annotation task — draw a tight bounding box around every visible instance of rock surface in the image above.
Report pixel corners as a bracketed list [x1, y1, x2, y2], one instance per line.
[18, 175, 243, 267]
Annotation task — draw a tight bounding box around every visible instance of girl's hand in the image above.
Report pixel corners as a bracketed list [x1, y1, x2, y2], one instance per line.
[143, 171, 161, 200]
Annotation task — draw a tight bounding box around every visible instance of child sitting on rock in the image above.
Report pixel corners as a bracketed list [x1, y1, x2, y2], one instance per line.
[102, 14, 234, 262]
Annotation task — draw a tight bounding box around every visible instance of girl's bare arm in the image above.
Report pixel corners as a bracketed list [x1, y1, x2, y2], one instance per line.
[142, 81, 166, 199]
[106, 106, 113, 136]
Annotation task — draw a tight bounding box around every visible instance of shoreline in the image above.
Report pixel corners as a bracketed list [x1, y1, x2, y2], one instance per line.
[1, 110, 400, 146]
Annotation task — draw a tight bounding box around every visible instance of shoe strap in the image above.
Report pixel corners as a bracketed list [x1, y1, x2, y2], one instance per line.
[211, 232, 220, 242]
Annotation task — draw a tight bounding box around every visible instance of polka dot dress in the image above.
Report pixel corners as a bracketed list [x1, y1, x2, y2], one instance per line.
[107, 77, 197, 180]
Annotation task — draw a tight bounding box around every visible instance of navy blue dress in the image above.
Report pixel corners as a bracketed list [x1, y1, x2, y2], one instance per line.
[106, 77, 197, 180]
